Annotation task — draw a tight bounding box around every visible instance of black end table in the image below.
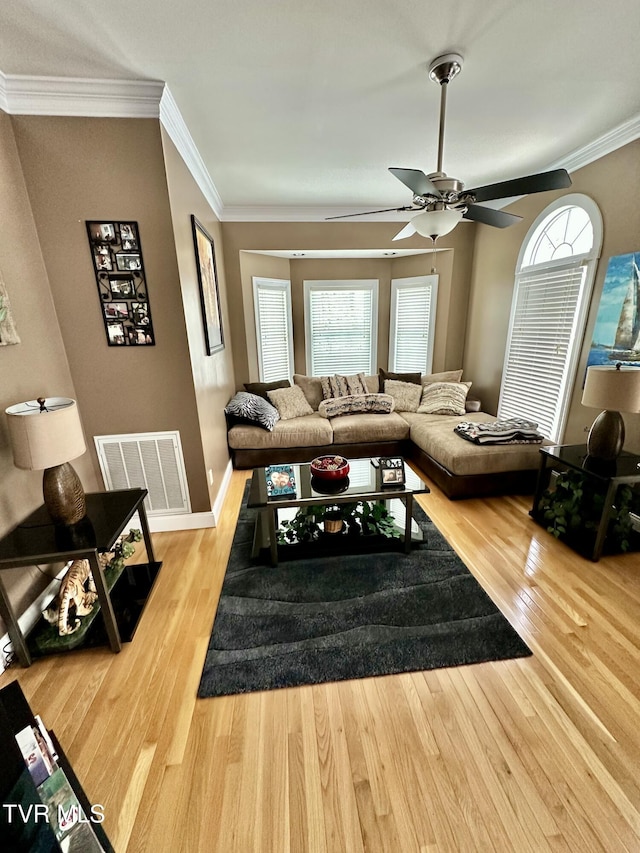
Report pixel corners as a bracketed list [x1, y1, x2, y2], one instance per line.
[0, 489, 160, 666]
[530, 444, 640, 560]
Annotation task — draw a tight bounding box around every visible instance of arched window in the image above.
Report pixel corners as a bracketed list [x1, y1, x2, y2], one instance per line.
[498, 194, 603, 441]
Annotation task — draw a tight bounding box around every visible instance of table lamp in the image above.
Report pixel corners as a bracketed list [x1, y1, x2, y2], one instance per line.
[5, 397, 87, 525]
[581, 364, 640, 461]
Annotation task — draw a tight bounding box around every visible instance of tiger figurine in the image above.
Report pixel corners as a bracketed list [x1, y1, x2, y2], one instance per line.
[43, 558, 99, 636]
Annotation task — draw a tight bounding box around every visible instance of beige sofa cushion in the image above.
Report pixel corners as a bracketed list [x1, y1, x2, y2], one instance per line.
[330, 412, 410, 444]
[267, 385, 314, 419]
[228, 413, 333, 450]
[421, 369, 464, 386]
[403, 412, 543, 476]
[383, 379, 422, 412]
[417, 381, 472, 415]
[293, 374, 324, 410]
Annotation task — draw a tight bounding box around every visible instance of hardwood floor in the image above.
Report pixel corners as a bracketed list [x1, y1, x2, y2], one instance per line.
[2, 467, 640, 851]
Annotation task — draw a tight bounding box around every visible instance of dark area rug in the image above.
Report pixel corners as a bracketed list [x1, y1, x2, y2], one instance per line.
[198, 486, 531, 697]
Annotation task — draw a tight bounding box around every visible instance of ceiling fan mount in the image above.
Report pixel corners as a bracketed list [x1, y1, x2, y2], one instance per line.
[326, 51, 572, 240]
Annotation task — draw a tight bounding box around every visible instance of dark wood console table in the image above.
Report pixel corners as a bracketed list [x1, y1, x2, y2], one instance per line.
[530, 444, 640, 561]
[0, 489, 160, 667]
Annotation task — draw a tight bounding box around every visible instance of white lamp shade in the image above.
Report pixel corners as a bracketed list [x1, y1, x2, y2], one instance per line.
[5, 397, 86, 470]
[411, 208, 463, 239]
[582, 365, 640, 413]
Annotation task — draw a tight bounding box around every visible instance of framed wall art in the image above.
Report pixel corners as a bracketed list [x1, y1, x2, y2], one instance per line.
[587, 251, 640, 369]
[0, 270, 20, 346]
[86, 220, 155, 347]
[191, 215, 224, 355]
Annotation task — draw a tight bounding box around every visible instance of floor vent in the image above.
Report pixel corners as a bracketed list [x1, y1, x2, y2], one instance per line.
[94, 431, 191, 515]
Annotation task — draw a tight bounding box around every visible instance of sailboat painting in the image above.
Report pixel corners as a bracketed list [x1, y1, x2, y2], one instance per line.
[588, 252, 640, 367]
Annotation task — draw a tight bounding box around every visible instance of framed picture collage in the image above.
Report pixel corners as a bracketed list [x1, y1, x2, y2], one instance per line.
[86, 221, 155, 347]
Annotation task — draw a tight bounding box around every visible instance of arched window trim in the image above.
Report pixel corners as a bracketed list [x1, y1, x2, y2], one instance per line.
[517, 193, 603, 272]
[498, 194, 603, 443]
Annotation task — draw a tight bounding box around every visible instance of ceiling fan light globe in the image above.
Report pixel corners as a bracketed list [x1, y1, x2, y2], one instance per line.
[412, 208, 463, 239]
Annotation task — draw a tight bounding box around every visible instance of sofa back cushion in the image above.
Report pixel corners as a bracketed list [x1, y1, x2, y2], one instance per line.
[421, 369, 464, 386]
[267, 385, 314, 420]
[379, 367, 421, 386]
[417, 381, 472, 415]
[293, 374, 324, 410]
[244, 379, 290, 400]
[383, 379, 423, 412]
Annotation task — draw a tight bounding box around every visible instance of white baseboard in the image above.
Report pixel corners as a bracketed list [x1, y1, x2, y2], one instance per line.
[212, 460, 234, 525]
[147, 460, 233, 531]
[0, 564, 70, 673]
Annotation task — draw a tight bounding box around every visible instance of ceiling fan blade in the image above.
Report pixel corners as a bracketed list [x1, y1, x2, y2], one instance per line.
[389, 168, 440, 197]
[467, 168, 571, 203]
[392, 221, 417, 241]
[325, 205, 415, 221]
[463, 205, 523, 228]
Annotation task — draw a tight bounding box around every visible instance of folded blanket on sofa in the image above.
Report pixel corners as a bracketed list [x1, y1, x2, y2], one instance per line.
[454, 417, 544, 445]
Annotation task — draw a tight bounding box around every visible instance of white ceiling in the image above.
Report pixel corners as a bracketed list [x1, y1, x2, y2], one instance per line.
[1, 0, 640, 220]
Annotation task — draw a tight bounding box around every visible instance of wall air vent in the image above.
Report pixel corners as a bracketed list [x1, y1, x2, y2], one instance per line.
[94, 430, 191, 516]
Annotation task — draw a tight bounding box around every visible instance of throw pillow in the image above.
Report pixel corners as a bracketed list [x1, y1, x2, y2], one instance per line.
[379, 367, 421, 386]
[383, 379, 422, 412]
[293, 374, 324, 410]
[417, 381, 472, 416]
[244, 379, 291, 400]
[320, 373, 368, 399]
[318, 393, 395, 418]
[421, 369, 463, 386]
[224, 392, 280, 431]
[267, 385, 314, 420]
[363, 374, 380, 393]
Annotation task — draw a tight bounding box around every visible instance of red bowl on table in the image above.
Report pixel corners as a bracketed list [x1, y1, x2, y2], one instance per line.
[310, 455, 350, 480]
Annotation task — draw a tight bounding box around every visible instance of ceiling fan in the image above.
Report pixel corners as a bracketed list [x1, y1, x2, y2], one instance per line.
[327, 53, 572, 241]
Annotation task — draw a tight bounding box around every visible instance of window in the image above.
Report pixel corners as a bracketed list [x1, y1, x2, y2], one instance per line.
[389, 275, 438, 373]
[252, 277, 294, 381]
[498, 195, 602, 441]
[304, 280, 378, 376]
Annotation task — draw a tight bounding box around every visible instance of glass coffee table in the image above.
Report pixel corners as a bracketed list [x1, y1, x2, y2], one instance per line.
[247, 457, 430, 566]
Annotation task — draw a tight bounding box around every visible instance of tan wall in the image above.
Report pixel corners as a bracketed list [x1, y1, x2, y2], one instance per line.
[0, 111, 102, 625]
[239, 252, 291, 383]
[10, 115, 211, 511]
[161, 129, 236, 502]
[222, 222, 475, 388]
[466, 139, 640, 450]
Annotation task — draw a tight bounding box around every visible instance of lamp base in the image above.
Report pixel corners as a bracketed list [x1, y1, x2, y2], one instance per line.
[586, 409, 625, 461]
[43, 462, 86, 525]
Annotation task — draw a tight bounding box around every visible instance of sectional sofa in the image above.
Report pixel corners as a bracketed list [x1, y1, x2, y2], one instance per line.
[226, 371, 544, 499]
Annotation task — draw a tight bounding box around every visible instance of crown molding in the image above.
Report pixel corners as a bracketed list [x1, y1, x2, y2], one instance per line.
[0, 73, 165, 117]
[159, 87, 223, 220]
[551, 111, 640, 174]
[1, 71, 639, 222]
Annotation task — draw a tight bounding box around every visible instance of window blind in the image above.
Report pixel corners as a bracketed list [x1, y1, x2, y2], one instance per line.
[498, 263, 586, 438]
[253, 278, 293, 382]
[389, 277, 437, 373]
[305, 281, 377, 375]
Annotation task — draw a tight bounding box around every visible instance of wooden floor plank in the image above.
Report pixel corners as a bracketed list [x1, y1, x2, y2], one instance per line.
[2, 467, 640, 851]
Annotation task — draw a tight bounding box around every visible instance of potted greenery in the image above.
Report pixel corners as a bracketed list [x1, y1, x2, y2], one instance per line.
[277, 501, 400, 545]
[538, 470, 640, 553]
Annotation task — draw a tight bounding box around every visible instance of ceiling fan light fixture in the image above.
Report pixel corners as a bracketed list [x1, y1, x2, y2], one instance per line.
[411, 208, 463, 239]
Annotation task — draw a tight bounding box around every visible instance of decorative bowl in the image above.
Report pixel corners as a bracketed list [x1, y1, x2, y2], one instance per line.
[310, 455, 350, 480]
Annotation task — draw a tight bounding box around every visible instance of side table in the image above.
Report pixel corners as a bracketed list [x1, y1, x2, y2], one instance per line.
[530, 444, 640, 561]
[0, 489, 160, 667]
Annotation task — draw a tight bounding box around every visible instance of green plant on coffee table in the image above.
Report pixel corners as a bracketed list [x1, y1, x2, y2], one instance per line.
[539, 471, 640, 552]
[277, 502, 399, 544]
